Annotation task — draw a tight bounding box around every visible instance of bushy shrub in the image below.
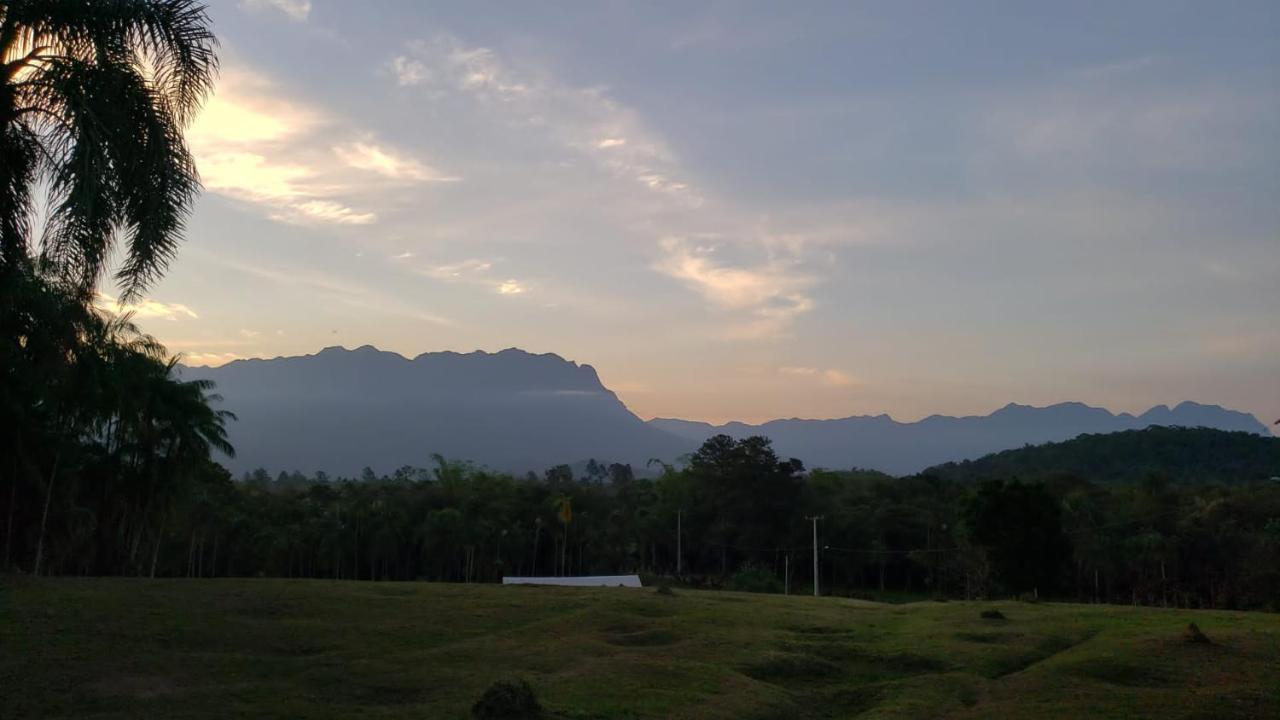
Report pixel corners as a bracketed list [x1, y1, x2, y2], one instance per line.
[471, 677, 542, 719]
[656, 584, 676, 596]
[1182, 623, 1210, 644]
[980, 609, 1006, 620]
[727, 562, 783, 594]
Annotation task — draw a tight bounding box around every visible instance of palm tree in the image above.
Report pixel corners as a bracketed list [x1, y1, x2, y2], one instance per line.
[1, 0, 217, 296]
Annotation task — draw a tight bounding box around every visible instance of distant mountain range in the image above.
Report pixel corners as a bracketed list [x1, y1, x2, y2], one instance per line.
[184, 345, 1271, 477]
[649, 401, 1270, 475]
[182, 345, 686, 477]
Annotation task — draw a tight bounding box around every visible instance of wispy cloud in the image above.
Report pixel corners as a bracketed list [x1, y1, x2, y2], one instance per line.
[656, 236, 814, 339]
[96, 293, 198, 321]
[387, 35, 701, 206]
[191, 66, 456, 226]
[383, 34, 831, 337]
[416, 259, 494, 279]
[239, 0, 310, 22]
[779, 366, 856, 387]
[181, 351, 246, 367]
[203, 254, 455, 327]
[335, 140, 460, 182]
[497, 279, 525, 295]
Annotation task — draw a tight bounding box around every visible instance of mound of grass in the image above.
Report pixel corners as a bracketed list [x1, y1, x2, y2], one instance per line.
[981, 609, 1007, 620]
[1183, 622, 1211, 644]
[472, 677, 542, 719]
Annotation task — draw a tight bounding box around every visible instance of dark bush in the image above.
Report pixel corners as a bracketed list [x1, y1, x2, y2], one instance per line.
[471, 677, 542, 719]
[727, 562, 783, 594]
[656, 584, 676, 596]
[1182, 623, 1210, 644]
[980, 609, 1006, 620]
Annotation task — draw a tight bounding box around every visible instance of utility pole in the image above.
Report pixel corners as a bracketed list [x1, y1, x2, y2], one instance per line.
[807, 515, 823, 597]
[676, 509, 683, 576]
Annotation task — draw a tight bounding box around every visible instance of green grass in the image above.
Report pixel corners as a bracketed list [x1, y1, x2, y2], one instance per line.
[2, 578, 1278, 719]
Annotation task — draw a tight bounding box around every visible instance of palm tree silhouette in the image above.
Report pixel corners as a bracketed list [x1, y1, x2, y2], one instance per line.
[0, 0, 217, 297]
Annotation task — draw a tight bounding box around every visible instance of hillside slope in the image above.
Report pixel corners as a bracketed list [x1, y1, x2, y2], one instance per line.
[925, 426, 1280, 484]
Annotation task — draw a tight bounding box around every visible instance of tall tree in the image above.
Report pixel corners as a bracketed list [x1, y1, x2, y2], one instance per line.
[0, 0, 217, 295]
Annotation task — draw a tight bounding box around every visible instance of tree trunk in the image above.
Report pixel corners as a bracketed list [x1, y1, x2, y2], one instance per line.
[33, 450, 62, 576]
[561, 529, 569, 577]
[150, 512, 167, 579]
[187, 530, 197, 577]
[3, 478, 15, 572]
[531, 526, 540, 576]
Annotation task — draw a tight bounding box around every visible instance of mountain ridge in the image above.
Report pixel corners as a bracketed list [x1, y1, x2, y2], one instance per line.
[184, 345, 1271, 477]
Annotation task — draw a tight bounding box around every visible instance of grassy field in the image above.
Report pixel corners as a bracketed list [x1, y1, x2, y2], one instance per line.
[3, 578, 1278, 719]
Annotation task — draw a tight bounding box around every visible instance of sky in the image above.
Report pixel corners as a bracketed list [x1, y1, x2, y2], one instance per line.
[118, 0, 1279, 427]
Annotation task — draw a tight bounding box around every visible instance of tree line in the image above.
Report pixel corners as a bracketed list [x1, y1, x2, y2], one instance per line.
[13, 430, 1274, 611]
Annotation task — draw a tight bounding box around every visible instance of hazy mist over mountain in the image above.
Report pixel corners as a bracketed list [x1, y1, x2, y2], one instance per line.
[183, 346, 1271, 477]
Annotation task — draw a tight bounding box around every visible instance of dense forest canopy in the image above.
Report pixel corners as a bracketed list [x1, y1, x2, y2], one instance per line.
[927, 426, 1280, 485]
[15, 429, 1274, 611]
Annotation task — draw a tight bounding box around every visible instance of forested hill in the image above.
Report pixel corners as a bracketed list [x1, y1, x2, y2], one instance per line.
[925, 426, 1280, 484]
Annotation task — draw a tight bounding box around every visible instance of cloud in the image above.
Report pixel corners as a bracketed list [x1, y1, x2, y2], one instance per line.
[387, 35, 701, 206]
[384, 34, 836, 335]
[281, 201, 376, 226]
[407, 256, 530, 300]
[389, 56, 429, 86]
[181, 351, 246, 367]
[822, 369, 855, 387]
[200, 253, 455, 327]
[779, 366, 856, 386]
[656, 236, 814, 338]
[190, 66, 456, 227]
[96, 293, 198, 321]
[335, 141, 460, 182]
[417, 259, 494, 279]
[983, 65, 1269, 175]
[239, 0, 310, 21]
[238, 329, 261, 339]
